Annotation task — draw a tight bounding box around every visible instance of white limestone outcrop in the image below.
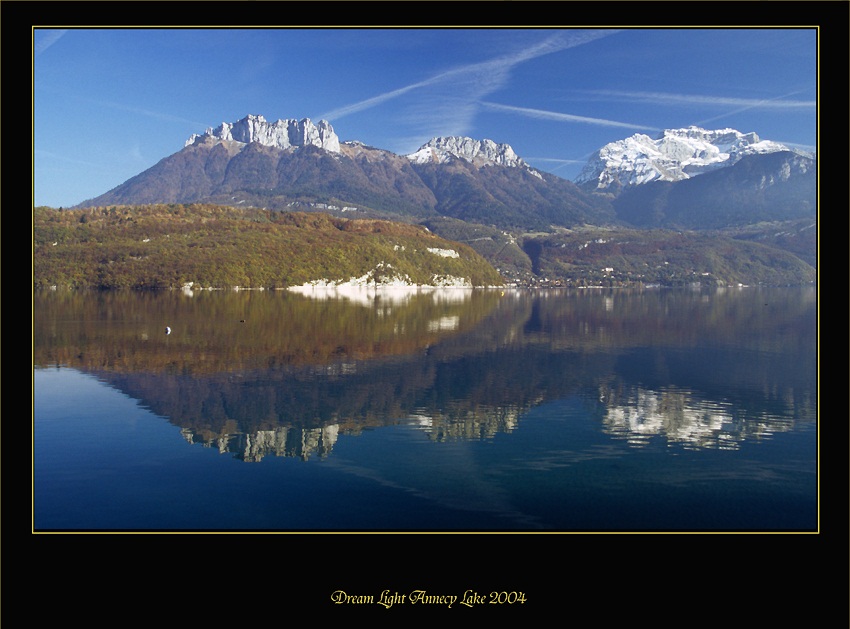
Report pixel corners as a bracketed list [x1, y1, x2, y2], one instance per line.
[186, 114, 340, 153]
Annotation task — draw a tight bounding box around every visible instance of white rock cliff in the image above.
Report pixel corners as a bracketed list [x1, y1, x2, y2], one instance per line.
[407, 136, 540, 177]
[186, 114, 341, 153]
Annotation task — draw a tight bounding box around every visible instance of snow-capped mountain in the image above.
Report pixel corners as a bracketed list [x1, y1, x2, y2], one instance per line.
[575, 126, 794, 191]
[78, 115, 608, 230]
[185, 114, 341, 153]
[75, 115, 812, 237]
[408, 136, 542, 178]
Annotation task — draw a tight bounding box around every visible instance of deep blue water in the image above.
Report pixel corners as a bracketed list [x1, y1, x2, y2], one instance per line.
[32, 286, 818, 532]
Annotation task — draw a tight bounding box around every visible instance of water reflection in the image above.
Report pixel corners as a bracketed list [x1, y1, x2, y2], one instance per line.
[404, 404, 522, 442]
[181, 424, 341, 462]
[33, 286, 817, 460]
[598, 384, 802, 450]
[177, 404, 525, 462]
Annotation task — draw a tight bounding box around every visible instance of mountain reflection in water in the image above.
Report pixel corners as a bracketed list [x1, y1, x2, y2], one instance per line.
[33, 286, 816, 463]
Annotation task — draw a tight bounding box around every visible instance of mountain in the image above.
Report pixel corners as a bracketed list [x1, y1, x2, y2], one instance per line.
[407, 137, 615, 230]
[67, 116, 816, 287]
[76, 117, 813, 236]
[407, 135, 537, 171]
[575, 126, 802, 194]
[185, 114, 341, 152]
[76, 115, 616, 231]
[611, 150, 816, 229]
[570, 126, 817, 262]
[518, 226, 816, 288]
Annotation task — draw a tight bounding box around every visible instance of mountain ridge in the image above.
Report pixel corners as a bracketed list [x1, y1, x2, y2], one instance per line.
[77, 114, 616, 231]
[77, 116, 813, 227]
[407, 135, 541, 176]
[64, 114, 816, 287]
[575, 125, 804, 193]
[185, 114, 341, 153]
[611, 150, 816, 229]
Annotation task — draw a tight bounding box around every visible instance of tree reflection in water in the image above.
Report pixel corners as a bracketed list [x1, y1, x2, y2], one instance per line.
[34, 286, 816, 461]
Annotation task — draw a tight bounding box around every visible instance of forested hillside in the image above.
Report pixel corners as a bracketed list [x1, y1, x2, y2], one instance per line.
[33, 204, 504, 290]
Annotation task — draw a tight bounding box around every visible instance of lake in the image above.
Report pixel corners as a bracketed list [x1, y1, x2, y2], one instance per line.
[32, 285, 818, 532]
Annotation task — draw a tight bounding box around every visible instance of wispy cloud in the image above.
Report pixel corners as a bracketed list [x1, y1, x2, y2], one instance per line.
[691, 91, 815, 127]
[35, 149, 107, 170]
[320, 29, 621, 139]
[580, 89, 815, 110]
[566, 88, 816, 130]
[523, 156, 589, 175]
[83, 97, 207, 129]
[781, 141, 816, 154]
[524, 157, 588, 165]
[34, 29, 68, 55]
[481, 102, 659, 132]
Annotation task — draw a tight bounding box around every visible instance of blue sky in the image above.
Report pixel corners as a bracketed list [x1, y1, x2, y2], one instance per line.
[33, 27, 818, 208]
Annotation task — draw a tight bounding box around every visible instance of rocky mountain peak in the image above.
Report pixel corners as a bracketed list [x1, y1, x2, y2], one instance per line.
[575, 125, 793, 191]
[185, 114, 341, 153]
[407, 136, 538, 173]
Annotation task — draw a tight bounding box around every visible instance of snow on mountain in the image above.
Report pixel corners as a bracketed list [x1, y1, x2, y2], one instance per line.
[185, 114, 341, 153]
[408, 136, 543, 178]
[575, 126, 793, 191]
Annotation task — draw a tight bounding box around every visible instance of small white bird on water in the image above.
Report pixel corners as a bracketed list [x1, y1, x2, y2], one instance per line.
[165, 326, 172, 335]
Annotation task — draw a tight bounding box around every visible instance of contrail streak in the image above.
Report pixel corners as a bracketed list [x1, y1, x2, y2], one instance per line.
[34, 29, 68, 55]
[83, 97, 208, 128]
[481, 102, 659, 132]
[320, 29, 621, 122]
[693, 90, 815, 126]
[580, 89, 815, 109]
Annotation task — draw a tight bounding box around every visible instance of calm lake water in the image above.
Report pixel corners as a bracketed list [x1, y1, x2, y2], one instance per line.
[32, 285, 818, 532]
